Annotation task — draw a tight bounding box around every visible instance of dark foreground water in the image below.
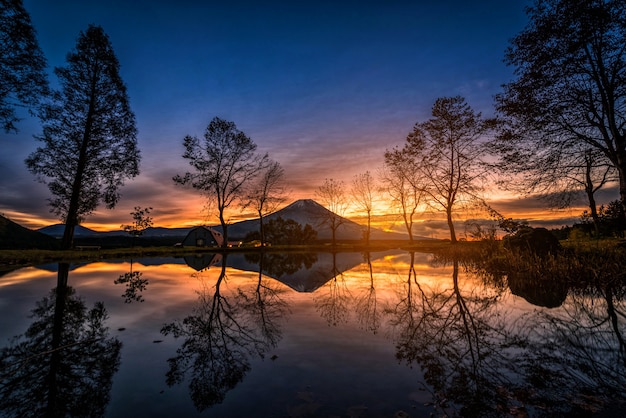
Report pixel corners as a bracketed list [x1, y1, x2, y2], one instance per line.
[0, 250, 624, 417]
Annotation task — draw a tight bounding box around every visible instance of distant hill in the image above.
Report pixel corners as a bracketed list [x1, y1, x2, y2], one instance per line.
[38, 224, 194, 239]
[0, 215, 59, 249]
[139, 227, 193, 237]
[38, 224, 100, 238]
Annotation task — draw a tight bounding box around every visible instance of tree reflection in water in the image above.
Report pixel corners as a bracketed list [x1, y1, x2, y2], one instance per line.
[389, 251, 626, 416]
[390, 256, 521, 417]
[0, 263, 121, 417]
[314, 252, 352, 327]
[245, 251, 316, 280]
[114, 259, 148, 303]
[517, 278, 626, 414]
[354, 252, 381, 334]
[161, 253, 288, 412]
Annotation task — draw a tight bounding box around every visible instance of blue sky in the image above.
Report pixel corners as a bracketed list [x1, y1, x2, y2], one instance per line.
[1, 0, 572, 232]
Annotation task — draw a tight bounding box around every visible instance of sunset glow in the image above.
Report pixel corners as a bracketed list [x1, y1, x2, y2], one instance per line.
[2, 0, 610, 236]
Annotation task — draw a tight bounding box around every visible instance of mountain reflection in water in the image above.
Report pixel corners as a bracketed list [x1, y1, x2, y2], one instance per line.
[0, 251, 624, 417]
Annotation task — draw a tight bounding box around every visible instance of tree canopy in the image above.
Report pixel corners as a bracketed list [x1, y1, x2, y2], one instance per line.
[174, 116, 268, 247]
[316, 178, 347, 245]
[496, 0, 626, 214]
[0, 0, 48, 132]
[401, 96, 495, 242]
[245, 160, 286, 245]
[25, 25, 139, 249]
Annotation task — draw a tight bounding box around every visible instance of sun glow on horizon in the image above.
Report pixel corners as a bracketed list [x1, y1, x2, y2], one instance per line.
[3, 189, 590, 235]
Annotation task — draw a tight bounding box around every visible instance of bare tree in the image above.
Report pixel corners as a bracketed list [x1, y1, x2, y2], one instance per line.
[26, 25, 139, 250]
[402, 96, 495, 243]
[495, 0, 626, 215]
[381, 148, 424, 243]
[316, 178, 347, 245]
[492, 117, 617, 236]
[350, 171, 376, 245]
[245, 160, 287, 246]
[174, 117, 268, 248]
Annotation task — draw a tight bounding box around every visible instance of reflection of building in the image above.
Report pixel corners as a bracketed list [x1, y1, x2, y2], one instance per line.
[183, 253, 222, 271]
[182, 226, 223, 247]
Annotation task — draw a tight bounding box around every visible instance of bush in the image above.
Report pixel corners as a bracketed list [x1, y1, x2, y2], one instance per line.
[503, 226, 561, 256]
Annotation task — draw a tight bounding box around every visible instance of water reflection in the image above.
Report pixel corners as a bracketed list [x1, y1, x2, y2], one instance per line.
[114, 259, 148, 303]
[390, 257, 519, 416]
[390, 254, 626, 416]
[161, 253, 288, 411]
[354, 252, 381, 334]
[0, 251, 624, 416]
[183, 252, 221, 272]
[0, 263, 121, 417]
[515, 278, 626, 414]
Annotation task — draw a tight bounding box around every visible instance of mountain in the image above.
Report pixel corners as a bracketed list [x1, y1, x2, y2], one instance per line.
[98, 226, 194, 237]
[0, 215, 59, 249]
[38, 224, 100, 238]
[38, 225, 193, 239]
[215, 199, 408, 241]
[140, 227, 193, 237]
[36, 199, 411, 242]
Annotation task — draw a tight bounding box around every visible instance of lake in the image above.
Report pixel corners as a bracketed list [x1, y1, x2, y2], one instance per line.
[0, 250, 624, 417]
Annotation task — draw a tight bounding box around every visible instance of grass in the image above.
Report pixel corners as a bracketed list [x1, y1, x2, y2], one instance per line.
[429, 237, 626, 287]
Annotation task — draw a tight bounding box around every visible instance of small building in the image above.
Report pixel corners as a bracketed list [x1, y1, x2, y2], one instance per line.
[182, 226, 224, 247]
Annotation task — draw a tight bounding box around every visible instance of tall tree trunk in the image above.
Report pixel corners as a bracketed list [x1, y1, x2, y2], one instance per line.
[219, 211, 228, 249]
[447, 206, 456, 243]
[258, 210, 265, 246]
[61, 140, 88, 249]
[584, 155, 601, 236]
[61, 78, 96, 250]
[402, 211, 414, 243]
[365, 209, 371, 246]
[618, 163, 626, 218]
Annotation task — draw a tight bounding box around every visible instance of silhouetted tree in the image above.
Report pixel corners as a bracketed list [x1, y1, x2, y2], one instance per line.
[0, 263, 121, 417]
[174, 117, 268, 248]
[402, 96, 495, 243]
[351, 171, 376, 245]
[245, 160, 287, 246]
[0, 0, 48, 132]
[496, 0, 626, 215]
[121, 206, 153, 246]
[25, 25, 139, 249]
[491, 124, 616, 236]
[381, 148, 424, 243]
[247, 216, 317, 245]
[316, 178, 347, 245]
[583, 199, 626, 237]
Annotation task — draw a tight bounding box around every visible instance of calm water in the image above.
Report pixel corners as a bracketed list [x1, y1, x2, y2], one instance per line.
[0, 251, 624, 417]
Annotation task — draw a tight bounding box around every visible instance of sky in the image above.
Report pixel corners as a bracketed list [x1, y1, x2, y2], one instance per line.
[1, 0, 600, 235]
